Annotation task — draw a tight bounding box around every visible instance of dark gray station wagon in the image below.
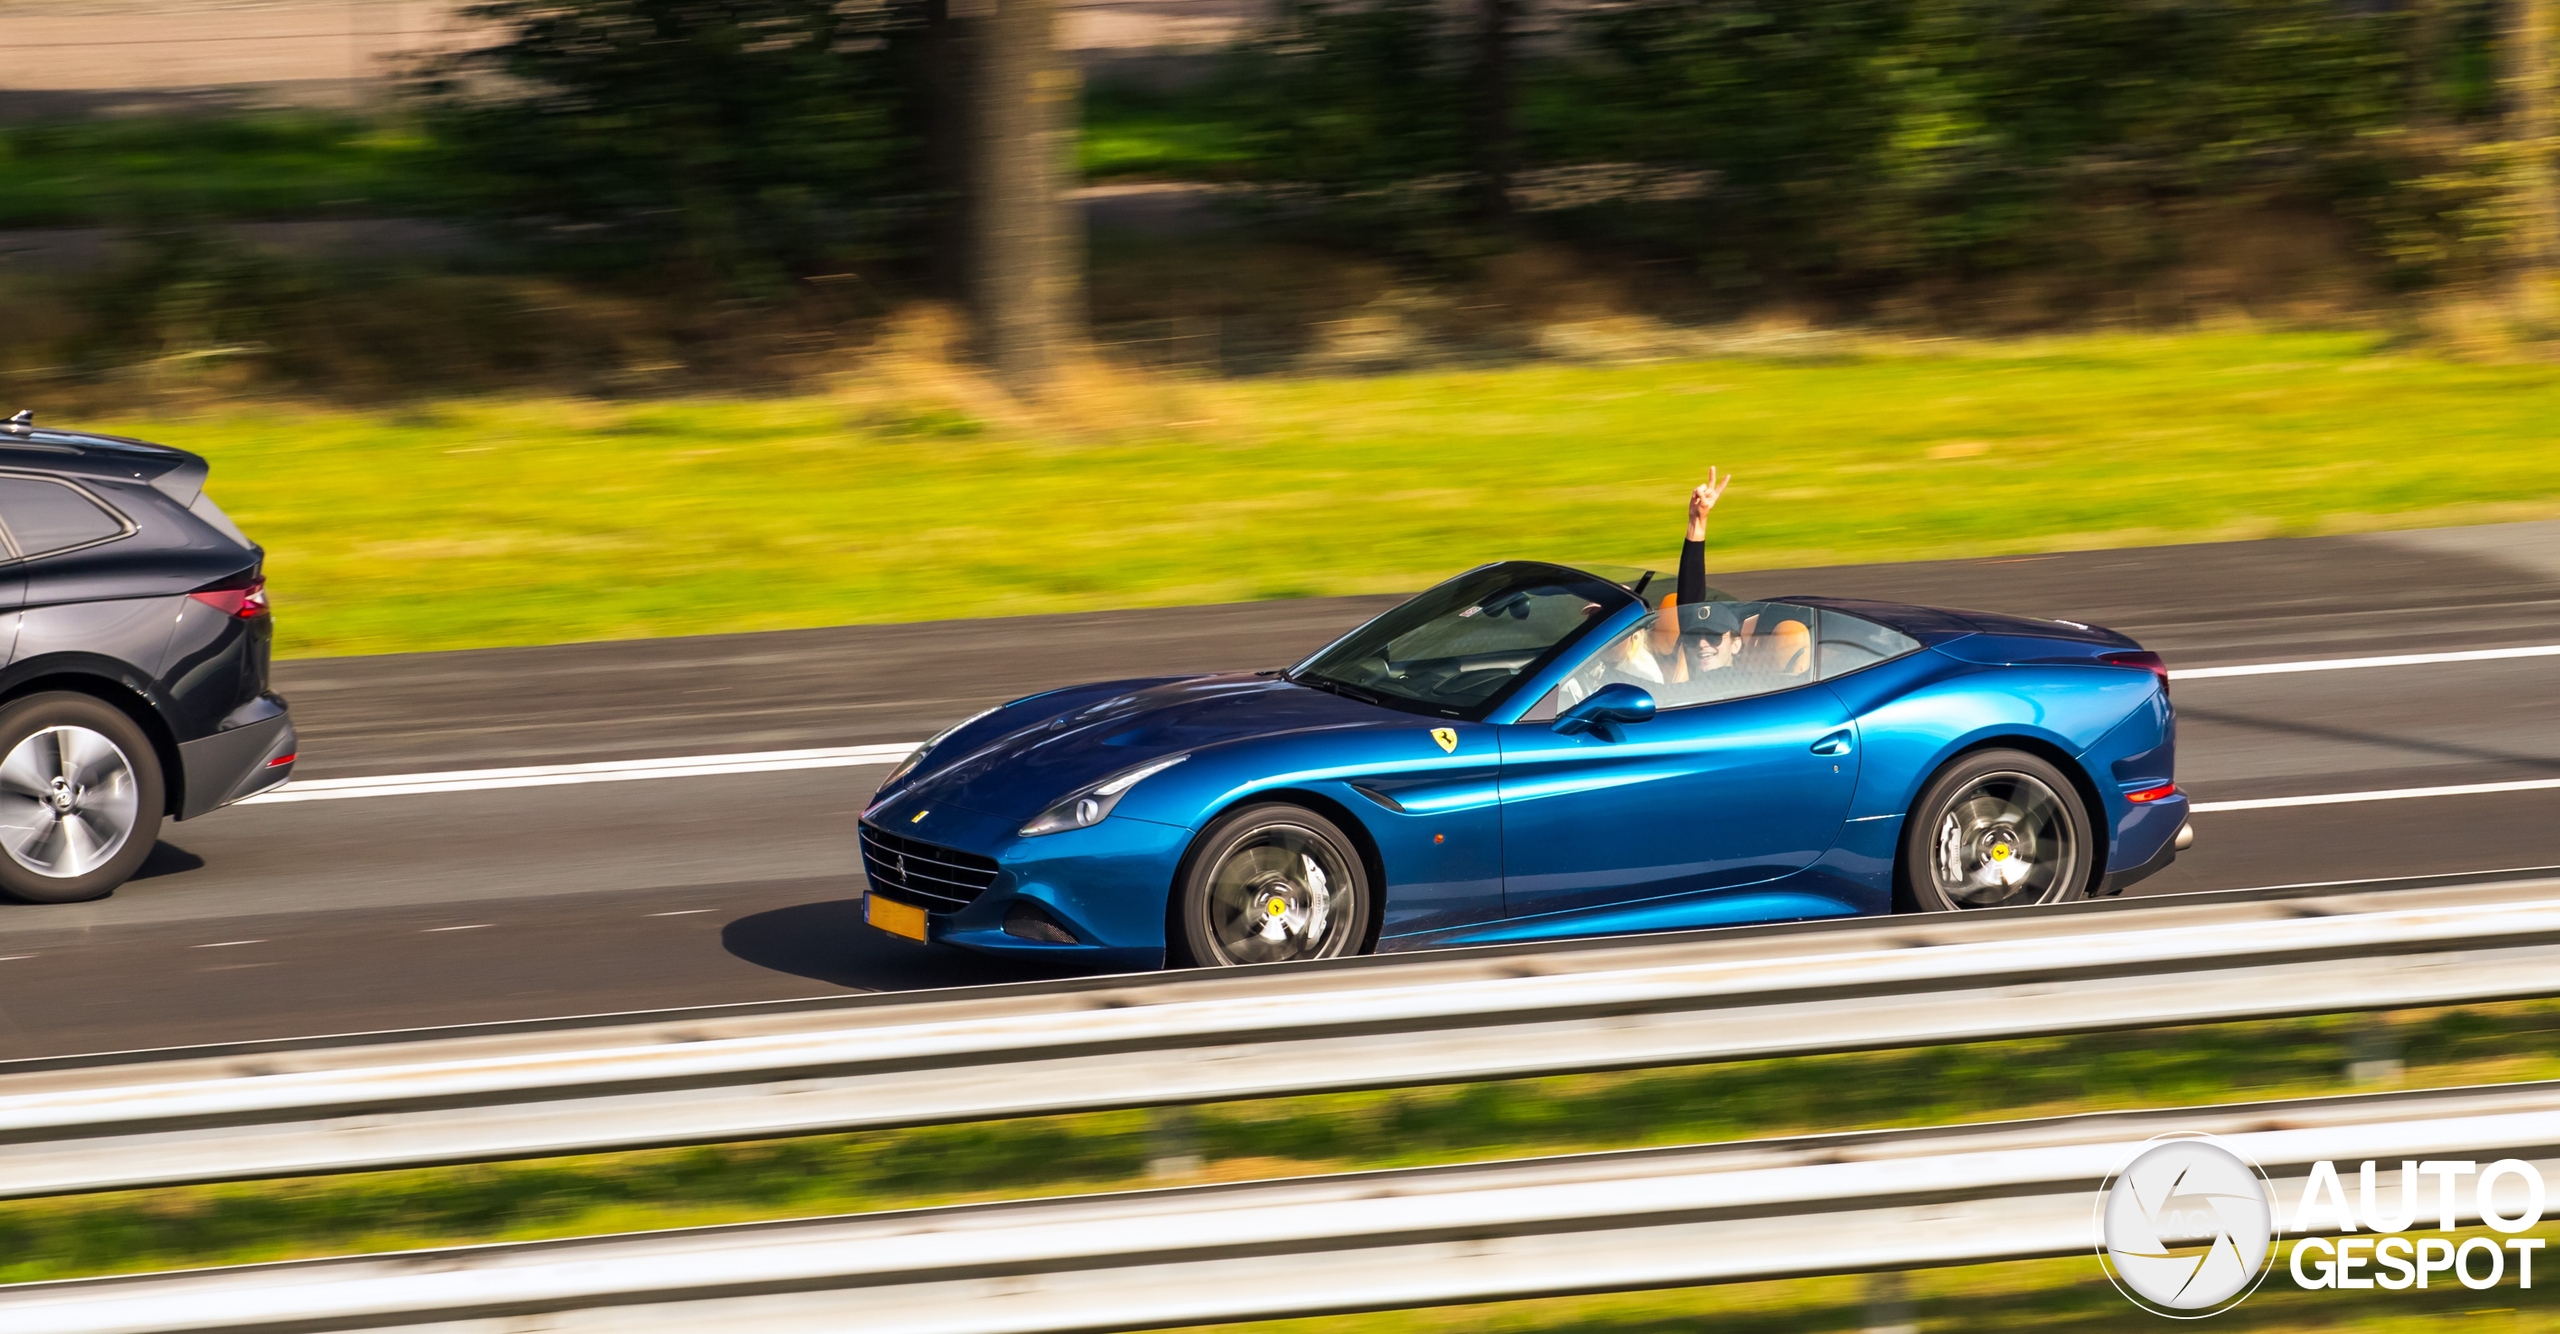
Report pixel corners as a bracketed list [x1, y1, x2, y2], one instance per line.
[0, 412, 294, 902]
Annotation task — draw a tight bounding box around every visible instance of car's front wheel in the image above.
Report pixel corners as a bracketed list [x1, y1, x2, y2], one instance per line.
[1173, 803, 1373, 967]
[0, 693, 165, 904]
[1900, 749, 2093, 912]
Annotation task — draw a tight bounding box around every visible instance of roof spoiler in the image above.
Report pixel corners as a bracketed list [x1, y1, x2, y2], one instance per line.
[149, 456, 209, 506]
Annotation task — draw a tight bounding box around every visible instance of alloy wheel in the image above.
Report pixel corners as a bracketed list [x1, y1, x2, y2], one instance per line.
[1200, 821, 1362, 965]
[1928, 769, 2079, 909]
[0, 725, 142, 879]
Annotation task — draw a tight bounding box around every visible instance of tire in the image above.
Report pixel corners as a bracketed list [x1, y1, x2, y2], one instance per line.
[1172, 803, 1374, 968]
[0, 693, 165, 904]
[1899, 748, 2093, 913]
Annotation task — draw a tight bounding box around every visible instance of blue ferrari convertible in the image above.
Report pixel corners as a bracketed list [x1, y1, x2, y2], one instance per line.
[859, 561, 2188, 969]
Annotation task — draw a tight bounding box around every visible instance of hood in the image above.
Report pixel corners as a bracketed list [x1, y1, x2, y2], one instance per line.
[904, 672, 1400, 822]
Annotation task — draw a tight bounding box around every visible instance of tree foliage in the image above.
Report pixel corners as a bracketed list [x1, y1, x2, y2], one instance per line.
[1566, 0, 2488, 290]
[422, 0, 2530, 306]
[1231, 0, 2522, 298]
[424, 0, 927, 291]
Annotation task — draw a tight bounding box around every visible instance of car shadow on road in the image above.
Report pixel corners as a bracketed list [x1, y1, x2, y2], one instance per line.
[132, 842, 207, 881]
[722, 897, 1100, 993]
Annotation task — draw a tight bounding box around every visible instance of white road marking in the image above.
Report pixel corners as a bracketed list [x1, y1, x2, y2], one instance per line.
[425, 924, 493, 933]
[238, 743, 918, 805]
[2173, 643, 2560, 679]
[2192, 776, 2560, 813]
[191, 940, 264, 948]
[648, 909, 713, 917]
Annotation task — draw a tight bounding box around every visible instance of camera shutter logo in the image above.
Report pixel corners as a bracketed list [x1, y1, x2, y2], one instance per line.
[2097, 1134, 2277, 1316]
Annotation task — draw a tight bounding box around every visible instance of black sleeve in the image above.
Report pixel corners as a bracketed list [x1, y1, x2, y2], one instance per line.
[1677, 536, 1707, 606]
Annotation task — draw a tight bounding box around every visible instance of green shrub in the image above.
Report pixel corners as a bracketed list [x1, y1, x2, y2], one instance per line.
[1119, 0, 2522, 308]
[1563, 0, 2502, 295]
[422, 0, 933, 293]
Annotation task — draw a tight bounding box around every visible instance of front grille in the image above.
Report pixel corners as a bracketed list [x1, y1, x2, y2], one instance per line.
[859, 824, 1000, 913]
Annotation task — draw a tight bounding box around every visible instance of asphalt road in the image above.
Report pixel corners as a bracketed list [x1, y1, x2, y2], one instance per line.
[0, 521, 2555, 1058]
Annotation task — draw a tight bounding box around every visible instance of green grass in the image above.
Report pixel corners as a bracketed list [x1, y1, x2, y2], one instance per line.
[1081, 85, 1263, 180]
[1, 998, 2553, 1286]
[0, 114, 449, 227]
[0, 100, 1244, 229]
[87, 331, 2560, 659]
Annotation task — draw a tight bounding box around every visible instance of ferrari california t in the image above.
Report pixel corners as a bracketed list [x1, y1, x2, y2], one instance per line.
[859, 561, 2187, 969]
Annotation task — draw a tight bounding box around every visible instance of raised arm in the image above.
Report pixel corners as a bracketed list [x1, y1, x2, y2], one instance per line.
[1677, 467, 1733, 606]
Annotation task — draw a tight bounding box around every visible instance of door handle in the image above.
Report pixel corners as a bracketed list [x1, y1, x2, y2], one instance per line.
[1810, 730, 1852, 756]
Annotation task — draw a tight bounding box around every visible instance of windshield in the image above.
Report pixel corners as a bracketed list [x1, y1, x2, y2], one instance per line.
[1291, 562, 1633, 719]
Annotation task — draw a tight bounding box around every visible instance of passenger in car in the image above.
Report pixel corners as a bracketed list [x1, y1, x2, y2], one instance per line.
[1663, 470, 1812, 683]
[1562, 470, 1765, 706]
[1619, 467, 1736, 680]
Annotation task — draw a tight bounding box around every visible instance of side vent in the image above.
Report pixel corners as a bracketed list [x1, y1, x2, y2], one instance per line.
[1349, 784, 1406, 814]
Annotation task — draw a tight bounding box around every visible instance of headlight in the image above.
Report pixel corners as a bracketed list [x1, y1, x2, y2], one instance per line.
[882, 706, 999, 788]
[1018, 754, 1188, 837]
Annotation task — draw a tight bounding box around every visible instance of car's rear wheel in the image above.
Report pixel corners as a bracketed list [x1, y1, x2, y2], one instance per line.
[0, 693, 164, 904]
[1174, 803, 1373, 967]
[1900, 749, 2092, 912]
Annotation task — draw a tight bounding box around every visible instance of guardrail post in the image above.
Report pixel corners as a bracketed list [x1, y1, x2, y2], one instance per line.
[1862, 1270, 1917, 1334]
[2348, 1014, 2405, 1087]
[1147, 1106, 1204, 1181]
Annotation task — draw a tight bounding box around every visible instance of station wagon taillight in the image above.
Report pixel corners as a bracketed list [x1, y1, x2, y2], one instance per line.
[188, 578, 268, 619]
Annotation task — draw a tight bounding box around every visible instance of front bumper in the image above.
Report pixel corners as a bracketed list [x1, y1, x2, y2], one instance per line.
[860, 799, 1188, 972]
[175, 694, 296, 819]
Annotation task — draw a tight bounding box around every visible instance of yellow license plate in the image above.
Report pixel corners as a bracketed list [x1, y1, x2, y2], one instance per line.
[865, 894, 929, 942]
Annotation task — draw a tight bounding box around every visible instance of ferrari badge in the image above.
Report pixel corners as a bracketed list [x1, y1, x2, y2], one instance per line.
[1430, 728, 1458, 754]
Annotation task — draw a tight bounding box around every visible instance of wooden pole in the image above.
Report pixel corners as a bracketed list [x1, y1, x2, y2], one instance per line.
[917, 0, 976, 305]
[1474, 0, 1516, 223]
[973, 0, 1082, 392]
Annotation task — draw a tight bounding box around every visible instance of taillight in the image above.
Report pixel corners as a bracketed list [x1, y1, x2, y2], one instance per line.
[2126, 783, 2179, 803]
[188, 579, 269, 619]
[2101, 650, 2169, 697]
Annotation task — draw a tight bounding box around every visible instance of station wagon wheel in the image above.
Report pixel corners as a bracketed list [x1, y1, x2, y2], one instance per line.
[1901, 749, 2093, 912]
[1175, 803, 1373, 967]
[0, 693, 165, 904]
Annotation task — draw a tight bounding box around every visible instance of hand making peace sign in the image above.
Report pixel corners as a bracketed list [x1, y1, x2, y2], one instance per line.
[1687, 467, 1734, 541]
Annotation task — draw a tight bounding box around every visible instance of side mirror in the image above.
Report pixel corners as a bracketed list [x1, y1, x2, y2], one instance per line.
[1553, 682, 1656, 737]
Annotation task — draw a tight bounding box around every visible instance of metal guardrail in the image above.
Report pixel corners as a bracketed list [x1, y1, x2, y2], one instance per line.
[3, 877, 2560, 1198]
[4, 1079, 2555, 1333]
